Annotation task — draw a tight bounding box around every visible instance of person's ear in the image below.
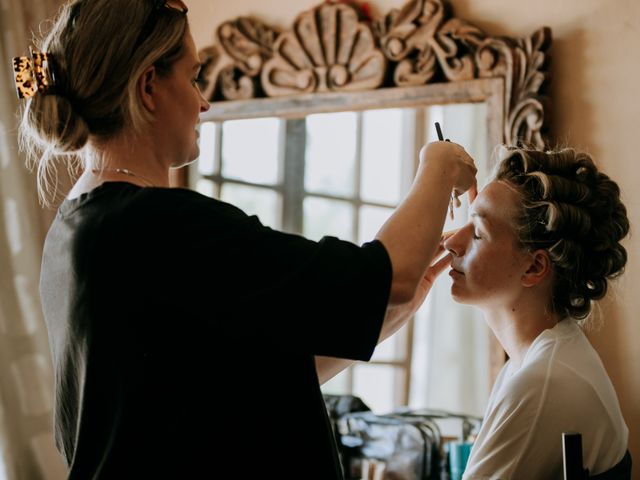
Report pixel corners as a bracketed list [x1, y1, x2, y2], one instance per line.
[138, 65, 158, 113]
[521, 249, 552, 287]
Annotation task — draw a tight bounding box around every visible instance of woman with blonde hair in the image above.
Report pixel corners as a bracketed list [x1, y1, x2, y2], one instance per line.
[15, 0, 476, 478]
[444, 147, 630, 479]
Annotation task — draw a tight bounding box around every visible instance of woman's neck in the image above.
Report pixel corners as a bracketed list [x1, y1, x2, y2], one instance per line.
[483, 301, 560, 370]
[68, 135, 172, 198]
[88, 134, 171, 187]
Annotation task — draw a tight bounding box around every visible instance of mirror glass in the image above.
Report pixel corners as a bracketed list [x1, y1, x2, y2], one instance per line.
[191, 100, 496, 417]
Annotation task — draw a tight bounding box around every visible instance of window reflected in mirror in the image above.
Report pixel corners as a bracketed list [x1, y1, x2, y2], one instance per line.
[222, 118, 280, 185]
[192, 102, 493, 416]
[361, 109, 404, 205]
[303, 197, 353, 242]
[220, 183, 281, 230]
[305, 112, 357, 197]
[197, 122, 218, 176]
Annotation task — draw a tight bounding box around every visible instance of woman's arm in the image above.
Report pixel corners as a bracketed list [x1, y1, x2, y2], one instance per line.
[316, 242, 453, 384]
[376, 142, 476, 305]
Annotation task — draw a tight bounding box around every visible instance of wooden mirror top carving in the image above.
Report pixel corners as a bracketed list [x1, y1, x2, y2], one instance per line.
[197, 0, 551, 148]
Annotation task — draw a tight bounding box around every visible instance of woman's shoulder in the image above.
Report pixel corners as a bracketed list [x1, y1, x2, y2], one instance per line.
[498, 324, 618, 411]
[142, 186, 266, 231]
[66, 183, 253, 226]
[55, 183, 267, 253]
[120, 184, 243, 215]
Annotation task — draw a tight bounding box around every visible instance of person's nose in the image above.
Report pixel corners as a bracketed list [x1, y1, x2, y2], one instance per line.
[444, 225, 468, 257]
[199, 90, 210, 112]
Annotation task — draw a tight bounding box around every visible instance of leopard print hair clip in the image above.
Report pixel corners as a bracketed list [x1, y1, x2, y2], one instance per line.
[12, 48, 58, 99]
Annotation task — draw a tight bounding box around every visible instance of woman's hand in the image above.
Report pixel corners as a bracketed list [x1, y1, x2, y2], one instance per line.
[379, 231, 455, 343]
[375, 142, 475, 305]
[419, 141, 477, 198]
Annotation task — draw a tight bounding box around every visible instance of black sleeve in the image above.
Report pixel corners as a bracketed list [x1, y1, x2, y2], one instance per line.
[121, 188, 392, 361]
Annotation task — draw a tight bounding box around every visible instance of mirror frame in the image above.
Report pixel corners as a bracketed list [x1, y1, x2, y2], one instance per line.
[196, 0, 551, 149]
[189, 0, 553, 387]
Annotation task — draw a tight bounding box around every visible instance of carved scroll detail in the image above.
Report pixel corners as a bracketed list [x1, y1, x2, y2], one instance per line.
[373, 0, 484, 85]
[198, 18, 280, 101]
[475, 28, 552, 148]
[200, 0, 551, 147]
[372, 0, 550, 147]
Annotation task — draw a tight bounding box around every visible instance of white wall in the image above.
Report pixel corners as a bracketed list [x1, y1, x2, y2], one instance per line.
[188, 1, 640, 475]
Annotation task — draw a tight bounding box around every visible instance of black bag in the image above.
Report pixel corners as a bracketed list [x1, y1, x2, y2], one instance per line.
[323, 394, 482, 480]
[335, 408, 482, 480]
[323, 394, 373, 475]
[324, 394, 371, 421]
[337, 411, 442, 480]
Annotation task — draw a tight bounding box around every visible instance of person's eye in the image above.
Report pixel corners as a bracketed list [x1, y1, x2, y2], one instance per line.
[473, 231, 482, 240]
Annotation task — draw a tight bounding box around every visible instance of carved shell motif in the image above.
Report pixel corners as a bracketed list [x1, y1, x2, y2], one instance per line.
[261, 3, 386, 96]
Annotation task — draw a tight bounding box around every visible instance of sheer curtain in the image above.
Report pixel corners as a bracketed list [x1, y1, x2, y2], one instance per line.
[0, 1, 66, 479]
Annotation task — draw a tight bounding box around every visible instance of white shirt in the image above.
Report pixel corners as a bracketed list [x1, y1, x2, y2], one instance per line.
[463, 320, 628, 480]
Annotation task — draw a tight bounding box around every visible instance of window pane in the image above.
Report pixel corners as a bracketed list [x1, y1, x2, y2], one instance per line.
[303, 196, 353, 242]
[358, 205, 393, 245]
[361, 109, 403, 204]
[353, 364, 405, 414]
[221, 118, 280, 185]
[220, 184, 281, 229]
[195, 179, 217, 198]
[425, 103, 489, 183]
[197, 121, 218, 175]
[305, 112, 357, 196]
[321, 368, 351, 396]
[370, 323, 409, 362]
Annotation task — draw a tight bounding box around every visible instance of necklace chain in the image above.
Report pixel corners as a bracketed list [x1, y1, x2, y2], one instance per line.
[91, 168, 155, 187]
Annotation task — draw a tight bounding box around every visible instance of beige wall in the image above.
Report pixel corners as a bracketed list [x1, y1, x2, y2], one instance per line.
[189, 0, 640, 474]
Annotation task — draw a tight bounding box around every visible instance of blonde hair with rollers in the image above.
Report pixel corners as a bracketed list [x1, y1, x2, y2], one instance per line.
[494, 148, 630, 323]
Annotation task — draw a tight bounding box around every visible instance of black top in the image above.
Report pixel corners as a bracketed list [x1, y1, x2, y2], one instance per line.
[40, 182, 392, 479]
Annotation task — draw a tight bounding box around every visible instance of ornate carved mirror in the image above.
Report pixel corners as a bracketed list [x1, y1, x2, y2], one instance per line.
[190, 0, 551, 416]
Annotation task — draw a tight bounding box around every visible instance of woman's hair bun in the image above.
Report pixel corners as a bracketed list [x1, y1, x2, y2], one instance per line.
[495, 147, 629, 320]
